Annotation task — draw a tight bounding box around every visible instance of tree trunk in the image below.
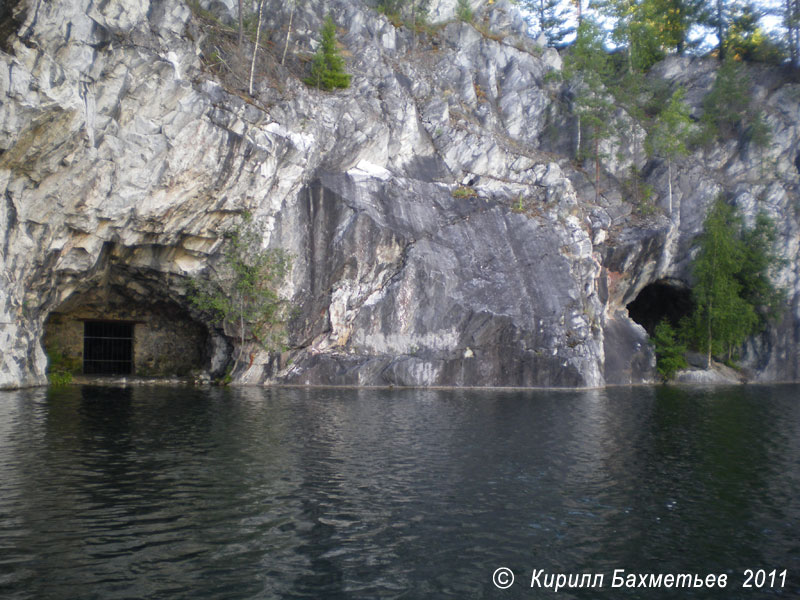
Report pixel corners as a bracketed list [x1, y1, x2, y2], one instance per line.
[231, 296, 247, 377]
[632, 118, 640, 206]
[412, 2, 417, 51]
[792, 0, 800, 66]
[282, 1, 295, 66]
[248, 0, 265, 96]
[789, 0, 796, 66]
[238, 0, 244, 48]
[796, 0, 800, 66]
[667, 156, 673, 216]
[706, 298, 713, 368]
[239, 308, 245, 373]
[717, 0, 725, 61]
[707, 236, 719, 369]
[594, 131, 600, 203]
[786, 0, 794, 65]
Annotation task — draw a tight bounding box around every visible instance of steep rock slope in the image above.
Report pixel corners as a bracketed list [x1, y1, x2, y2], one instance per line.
[0, 0, 798, 388]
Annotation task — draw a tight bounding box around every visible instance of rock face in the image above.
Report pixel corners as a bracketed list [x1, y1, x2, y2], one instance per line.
[1, 0, 798, 388]
[274, 173, 603, 387]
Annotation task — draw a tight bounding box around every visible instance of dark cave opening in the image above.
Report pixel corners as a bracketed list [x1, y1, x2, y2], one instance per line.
[83, 320, 135, 375]
[44, 288, 211, 378]
[626, 280, 693, 335]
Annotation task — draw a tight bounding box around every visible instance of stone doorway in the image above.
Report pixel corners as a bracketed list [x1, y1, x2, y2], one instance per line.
[44, 289, 210, 379]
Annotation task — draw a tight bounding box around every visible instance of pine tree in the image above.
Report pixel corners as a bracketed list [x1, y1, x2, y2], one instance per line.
[305, 15, 351, 90]
[521, 0, 573, 46]
[456, 0, 473, 22]
[688, 200, 785, 367]
[596, 0, 706, 60]
[596, 0, 662, 71]
[698, 58, 752, 143]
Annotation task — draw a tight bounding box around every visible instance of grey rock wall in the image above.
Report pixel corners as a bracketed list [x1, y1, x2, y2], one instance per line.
[1, 0, 798, 388]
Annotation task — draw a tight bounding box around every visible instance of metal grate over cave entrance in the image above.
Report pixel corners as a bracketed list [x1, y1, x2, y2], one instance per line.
[83, 321, 134, 375]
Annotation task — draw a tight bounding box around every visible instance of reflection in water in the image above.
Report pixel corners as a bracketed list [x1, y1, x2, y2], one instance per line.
[0, 385, 798, 599]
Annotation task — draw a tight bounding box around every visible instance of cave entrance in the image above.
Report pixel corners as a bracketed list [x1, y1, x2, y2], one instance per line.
[626, 279, 693, 335]
[44, 287, 210, 379]
[83, 320, 135, 375]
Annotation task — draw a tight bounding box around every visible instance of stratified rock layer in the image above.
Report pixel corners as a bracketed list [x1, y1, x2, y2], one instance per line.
[1, 0, 798, 388]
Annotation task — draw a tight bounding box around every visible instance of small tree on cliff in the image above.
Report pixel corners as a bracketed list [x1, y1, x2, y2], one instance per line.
[456, 0, 474, 22]
[305, 15, 351, 90]
[189, 214, 291, 376]
[563, 20, 616, 202]
[647, 87, 693, 216]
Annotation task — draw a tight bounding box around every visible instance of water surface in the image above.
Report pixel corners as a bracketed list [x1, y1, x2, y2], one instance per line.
[0, 385, 798, 599]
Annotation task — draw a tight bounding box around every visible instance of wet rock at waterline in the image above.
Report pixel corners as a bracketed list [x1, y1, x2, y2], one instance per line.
[1, 0, 799, 388]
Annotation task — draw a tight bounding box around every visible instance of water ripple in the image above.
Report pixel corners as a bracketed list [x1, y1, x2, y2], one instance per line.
[0, 385, 798, 599]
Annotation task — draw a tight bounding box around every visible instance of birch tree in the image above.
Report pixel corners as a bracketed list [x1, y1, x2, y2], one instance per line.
[648, 87, 692, 216]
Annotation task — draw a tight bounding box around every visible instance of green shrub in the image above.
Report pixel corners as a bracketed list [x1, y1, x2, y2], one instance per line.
[452, 186, 477, 198]
[376, 0, 403, 18]
[652, 320, 687, 381]
[47, 347, 80, 386]
[49, 371, 73, 386]
[543, 70, 562, 84]
[216, 364, 234, 386]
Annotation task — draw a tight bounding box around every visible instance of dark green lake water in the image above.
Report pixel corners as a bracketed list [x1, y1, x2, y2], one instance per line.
[0, 385, 798, 599]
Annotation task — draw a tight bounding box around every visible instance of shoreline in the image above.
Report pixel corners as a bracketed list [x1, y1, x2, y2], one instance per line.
[6, 374, 800, 392]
